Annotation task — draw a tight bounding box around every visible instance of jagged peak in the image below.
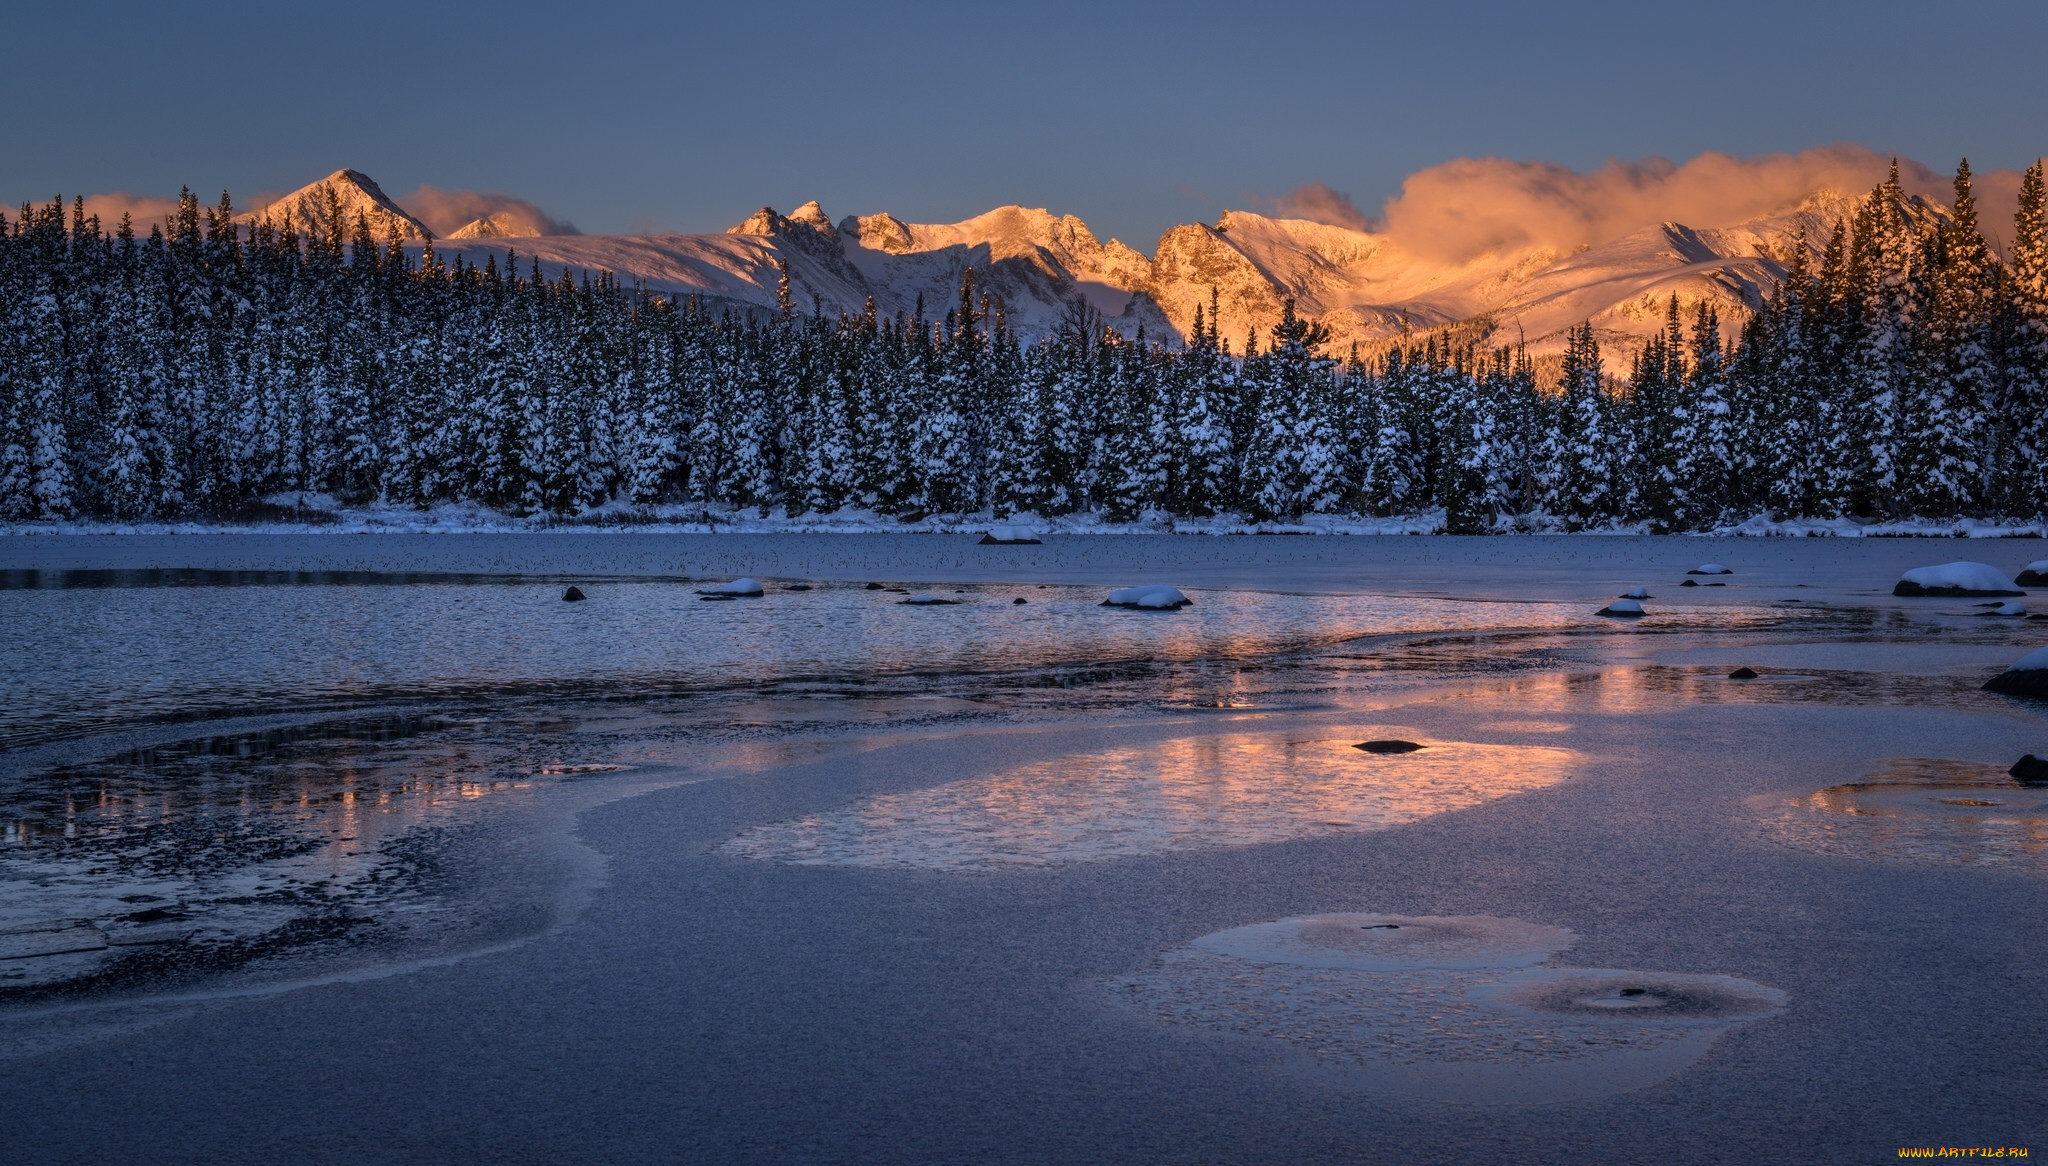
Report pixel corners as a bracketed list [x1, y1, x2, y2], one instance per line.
[786, 200, 832, 229]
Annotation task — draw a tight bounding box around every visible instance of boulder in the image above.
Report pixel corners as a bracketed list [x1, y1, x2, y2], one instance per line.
[865, 582, 886, 590]
[900, 595, 961, 605]
[2011, 755, 2048, 786]
[1596, 599, 1645, 618]
[1012, 597, 1028, 605]
[1620, 587, 1651, 599]
[1729, 667, 1759, 679]
[1893, 561, 2024, 597]
[1354, 740, 1425, 754]
[1983, 645, 2048, 697]
[1680, 579, 1700, 588]
[561, 586, 586, 602]
[783, 583, 812, 591]
[1103, 585, 1193, 610]
[1687, 564, 1733, 575]
[2015, 560, 2048, 587]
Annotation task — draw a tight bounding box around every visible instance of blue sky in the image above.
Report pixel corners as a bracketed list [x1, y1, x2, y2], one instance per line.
[5, 0, 2043, 245]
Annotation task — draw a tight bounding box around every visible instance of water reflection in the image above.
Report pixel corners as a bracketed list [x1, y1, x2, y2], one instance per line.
[723, 731, 1579, 871]
[1765, 758, 2048, 869]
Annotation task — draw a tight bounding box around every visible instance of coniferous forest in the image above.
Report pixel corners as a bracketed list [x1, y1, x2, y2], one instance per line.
[2, 161, 2044, 530]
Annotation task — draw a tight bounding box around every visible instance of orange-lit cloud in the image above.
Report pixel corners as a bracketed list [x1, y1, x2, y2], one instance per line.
[1274, 147, 2032, 262]
[1373, 146, 2019, 263]
[396, 185, 578, 237]
[1274, 181, 1371, 231]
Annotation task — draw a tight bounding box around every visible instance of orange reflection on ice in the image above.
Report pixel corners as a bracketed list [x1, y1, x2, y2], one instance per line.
[726, 730, 1580, 871]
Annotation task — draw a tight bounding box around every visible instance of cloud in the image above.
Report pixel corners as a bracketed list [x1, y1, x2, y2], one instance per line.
[1273, 182, 1371, 231]
[397, 185, 578, 237]
[1372, 145, 2024, 264]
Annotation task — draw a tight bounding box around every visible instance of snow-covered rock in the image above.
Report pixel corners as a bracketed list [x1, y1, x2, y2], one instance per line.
[1980, 602, 2028, 617]
[1892, 562, 2024, 597]
[1596, 598, 1645, 617]
[1687, 563, 1732, 575]
[1620, 586, 1651, 599]
[978, 526, 1041, 545]
[698, 577, 764, 597]
[1103, 585, 1192, 610]
[1983, 644, 2048, 697]
[2016, 560, 2048, 587]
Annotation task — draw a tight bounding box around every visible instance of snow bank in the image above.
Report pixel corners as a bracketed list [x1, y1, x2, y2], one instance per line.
[1103, 585, 1192, 610]
[1892, 562, 2024, 597]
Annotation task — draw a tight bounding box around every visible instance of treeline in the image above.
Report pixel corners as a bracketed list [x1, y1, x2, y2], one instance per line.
[1, 161, 2043, 528]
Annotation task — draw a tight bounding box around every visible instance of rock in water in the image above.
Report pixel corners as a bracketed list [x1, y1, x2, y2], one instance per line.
[2011, 755, 2048, 786]
[1620, 587, 1651, 599]
[1980, 602, 2028, 617]
[1596, 599, 1645, 618]
[900, 595, 961, 605]
[697, 577, 765, 597]
[1983, 645, 2048, 697]
[1354, 740, 1425, 754]
[1729, 667, 1759, 679]
[865, 582, 886, 590]
[1103, 585, 1193, 610]
[1012, 597, 1028, 604]
[783, 583, 811, 591]
[2015, 561, 2048, 587]
[1687, 564, 1732, 575]
[1893, 561, 2024, 597]
[562, 586, 586, 602]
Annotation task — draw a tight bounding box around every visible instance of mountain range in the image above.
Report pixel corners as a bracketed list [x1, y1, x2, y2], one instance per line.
[248, 169, 1953, 355]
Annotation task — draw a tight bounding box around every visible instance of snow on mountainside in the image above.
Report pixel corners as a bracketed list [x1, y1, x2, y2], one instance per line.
[238, 169, 432, 242]
[384, 175, 1948, 354]
[447, 210, 548, 239]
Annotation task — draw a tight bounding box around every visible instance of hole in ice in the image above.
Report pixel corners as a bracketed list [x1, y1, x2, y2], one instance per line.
[1114, 914, 1785, 1104]
[1472, 968, 1787, 1022]
[1354, 739, 1424, 754]
[723, 733, 1578, 871]
[1193, 913, 1574, 971]
[1766, 758, 2048, 869]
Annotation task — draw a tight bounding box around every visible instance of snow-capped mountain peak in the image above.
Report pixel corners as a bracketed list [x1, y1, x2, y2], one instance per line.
[238, 169, 432, 242]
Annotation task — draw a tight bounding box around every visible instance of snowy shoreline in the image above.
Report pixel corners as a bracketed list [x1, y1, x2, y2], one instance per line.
[1, 501, 2042, 542]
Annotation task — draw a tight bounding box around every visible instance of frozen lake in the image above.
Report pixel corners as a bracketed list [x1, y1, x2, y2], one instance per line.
[0, 533, 2043, 1163]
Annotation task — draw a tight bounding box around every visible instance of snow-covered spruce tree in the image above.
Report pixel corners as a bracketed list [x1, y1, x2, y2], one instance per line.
[1241, 298, 1340, 522]
[2010, 160, 2048, 514]
[1895, 161, 1993, 518]
[1666, 303, 1734, 529]
[1543, 323, 1614, 527]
